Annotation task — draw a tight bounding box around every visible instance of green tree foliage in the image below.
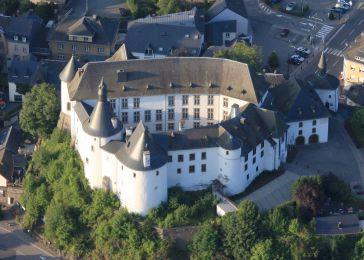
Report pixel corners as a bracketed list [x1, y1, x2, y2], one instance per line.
[221, 200, 263, 259]
[354, 236, 364, 259]
[126, 0, 157, 18]
[157, 0, 180, 15]
[214, 42, 263, 71]
[0, 0, 20, 15]
[268, 51, 280, 70]
[250, 239, 280, 260]
[292, 176, 326, 218]
[16, 83, 31, 95]
[19, 83, 60, 139]
[34, 2, 56, 22]
[349, 108, 364, 146]
[321, 173, 352, 203]
[189, 222, 220, 259]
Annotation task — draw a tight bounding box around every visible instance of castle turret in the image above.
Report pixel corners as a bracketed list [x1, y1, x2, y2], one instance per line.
[59, 56, 78, 115]
[317, 51, 327, 77]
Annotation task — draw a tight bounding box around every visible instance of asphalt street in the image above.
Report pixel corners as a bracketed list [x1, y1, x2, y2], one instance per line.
[0, 211, 57, 259]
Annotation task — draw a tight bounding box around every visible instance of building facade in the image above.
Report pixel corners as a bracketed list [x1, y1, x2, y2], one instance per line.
[343, 34, 364, 86]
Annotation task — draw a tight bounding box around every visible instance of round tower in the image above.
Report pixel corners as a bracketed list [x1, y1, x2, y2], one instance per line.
[59, 55, 78, 116]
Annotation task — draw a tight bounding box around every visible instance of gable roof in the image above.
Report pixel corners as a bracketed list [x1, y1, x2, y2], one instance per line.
[68, 57, 269, 104]
[206, 0, 248, 21]
[8, 59, 40, 85]
[262, 78, 330, 122]
[126, 8, 205, 57]
[6, 11, 43, 42]
[49, 15, 119, 46]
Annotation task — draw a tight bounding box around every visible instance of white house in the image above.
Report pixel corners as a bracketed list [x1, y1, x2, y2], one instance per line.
[303, 52, 339, 112]
[59, 56, 330, 215]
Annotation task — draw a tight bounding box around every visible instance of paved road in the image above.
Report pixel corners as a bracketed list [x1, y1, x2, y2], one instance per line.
[0, 210, 57, 259]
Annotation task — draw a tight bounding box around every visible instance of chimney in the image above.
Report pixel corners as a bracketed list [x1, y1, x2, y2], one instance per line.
[143, 150, 151, 167]
[230, 104, 240, 118]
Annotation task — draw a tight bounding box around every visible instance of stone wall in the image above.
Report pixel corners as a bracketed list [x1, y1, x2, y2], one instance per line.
[0, 186, 23, 205]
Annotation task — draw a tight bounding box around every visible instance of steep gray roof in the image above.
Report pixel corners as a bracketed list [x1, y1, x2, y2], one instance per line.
[5, 10, 43, 42]
[126, 8, 205, 57]
[49, 15, 119, 46]
[68, 57, 269, 104]
[104, 122, 168, 171]
[303, 53, 339, 91]
[8, 59, 40, 85]
[82, 78, 123, 137]
[153, 103, 287, 155]
[106, 44, 134, 62]
[59, 55, 78, 83]
[206, 0, 248, 21]
[205, 20, 236, 46]
[262, 78, 330, 122]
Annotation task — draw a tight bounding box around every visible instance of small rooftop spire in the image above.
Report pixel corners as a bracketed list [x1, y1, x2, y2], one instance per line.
[317, 51, 326, 76]
[59, 55, 78, 83]
[98, 77, 107, 102]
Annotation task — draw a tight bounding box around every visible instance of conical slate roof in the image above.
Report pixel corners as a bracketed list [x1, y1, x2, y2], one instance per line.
[317, 52, 327, 76]
[59, 55, 78, 83]
[115, 122, 168, 171]
[83, 78, 122, 137]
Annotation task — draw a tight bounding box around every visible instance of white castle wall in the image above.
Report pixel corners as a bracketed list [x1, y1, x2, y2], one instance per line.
[287, 118, 329, 145]
[315, 88, 339, 112]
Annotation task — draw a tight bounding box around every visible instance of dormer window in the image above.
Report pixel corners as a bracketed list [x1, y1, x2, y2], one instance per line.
[22, 36, 26, 42]
[158, 47, 163, 52]
[145, 47, 153, 56]
[185, 34, 190, 38]
[14, 35, 18, 41]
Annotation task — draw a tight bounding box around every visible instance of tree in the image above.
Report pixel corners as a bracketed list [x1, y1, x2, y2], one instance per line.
[34, 2, 56, 22]
[157, 0, 180, 15]
[321, 173, 352, 203]
[350, 108, 364, 145]
[292, 176, 326, 217]
[250, 239, 281, 260]
[126, 0, 156, 18]
[221, 200, 263, 259]
[189, 222, 221, 259]
[16, 83, 31, 95]
[268, 51, 280, 70]
[214, 42, 263, 71]
[354, 236, 364, 259]
[0, 0, 20, 15]
[19, 83, 60, 138]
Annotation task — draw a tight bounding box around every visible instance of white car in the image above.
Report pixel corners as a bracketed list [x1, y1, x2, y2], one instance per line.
[286, 2, 296, 11]
[296, 47, 311, 55]
[338, 0, 352, 6]
[335, 3, 350, 10]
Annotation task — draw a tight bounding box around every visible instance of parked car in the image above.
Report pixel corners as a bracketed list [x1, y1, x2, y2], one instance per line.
[286, 2, 296, 11]
[335, 3, 350, 10]
[338, 0, 352, 6]
[295, 47, 311, 58]
[330, 6, 347, 14]
[280, 28, 290, 37]
[289, 55, 304, 65]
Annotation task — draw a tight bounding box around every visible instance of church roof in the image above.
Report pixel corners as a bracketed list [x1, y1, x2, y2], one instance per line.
[318, 52, 327, 74]
[82, 78, 123, 137]
[59, 55, 78, 83]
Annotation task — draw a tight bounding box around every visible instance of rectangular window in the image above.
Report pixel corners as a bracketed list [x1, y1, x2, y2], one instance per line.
[144, 110, 151, 122]
[168, 155, 172, 162]
[201, 152, 206, 160]
[245, 154, 248, 162]
[313, 120, 317, 125]
[133, 98, 140, 108]
[299, 122, 303, 128]
[253, 148, 256, 155]
[189, 153, 195, 161]
[58, 43, 64, 50]
[121, 112, 128, 123]
[312, 128, 316, 133]
[201, 164, 206, 172]
[72, 44, 77, 51]
[194, 95, 200, 105]
[97, 47, 104, 53]
[168, 109, 174, 120]
[182, 108, 188, 119]
[247, 174, 249, 180]
[22, 47, 27, 53]
[256, 166, 259, 172]
[182, 95, 189, 105]
[208, 95, 214, 105]
[156, 110, 162, 121]
[194, 108, 200, 119]
[168, 123, 174, 130]
[299, 130, 303, 135]
[261, 151, 264, 157]
[253, 157, 256, 164]
[223, 111, 229, 120]
[121, 98, 128, 108]
[245, 164, 248, 171]
[14, 35, 18, 41]
[177, 168, 181, 174]
[189, 165, 195, 173]
[84, 45, 90, 52]
[110, 99, 116, 110]
[261, 142, 264, 149]
[207, 108, 214, 120]
[58, 54, 65, 60]
[133, 111, 140, 123]
[193, 122, 200, 128]
[168, 96, 175, 106]
[207, 122, 214, 126]
[178, 154, 184, 162]
[22, 36, 26, 42]
[223, 98, 228, 108]
[156, 123, 162, 131]
[14, 95, 22, 102]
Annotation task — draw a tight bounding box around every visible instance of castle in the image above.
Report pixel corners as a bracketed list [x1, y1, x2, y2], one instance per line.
[59, 53, 335, 215]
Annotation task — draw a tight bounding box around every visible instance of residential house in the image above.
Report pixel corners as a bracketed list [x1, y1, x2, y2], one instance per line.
[48, 14, 120, 62]
[205, 0, 252, 46]
[343, 33, 364, 87]
[346, 85, 364, 107]
[126, 7, 205, 59]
